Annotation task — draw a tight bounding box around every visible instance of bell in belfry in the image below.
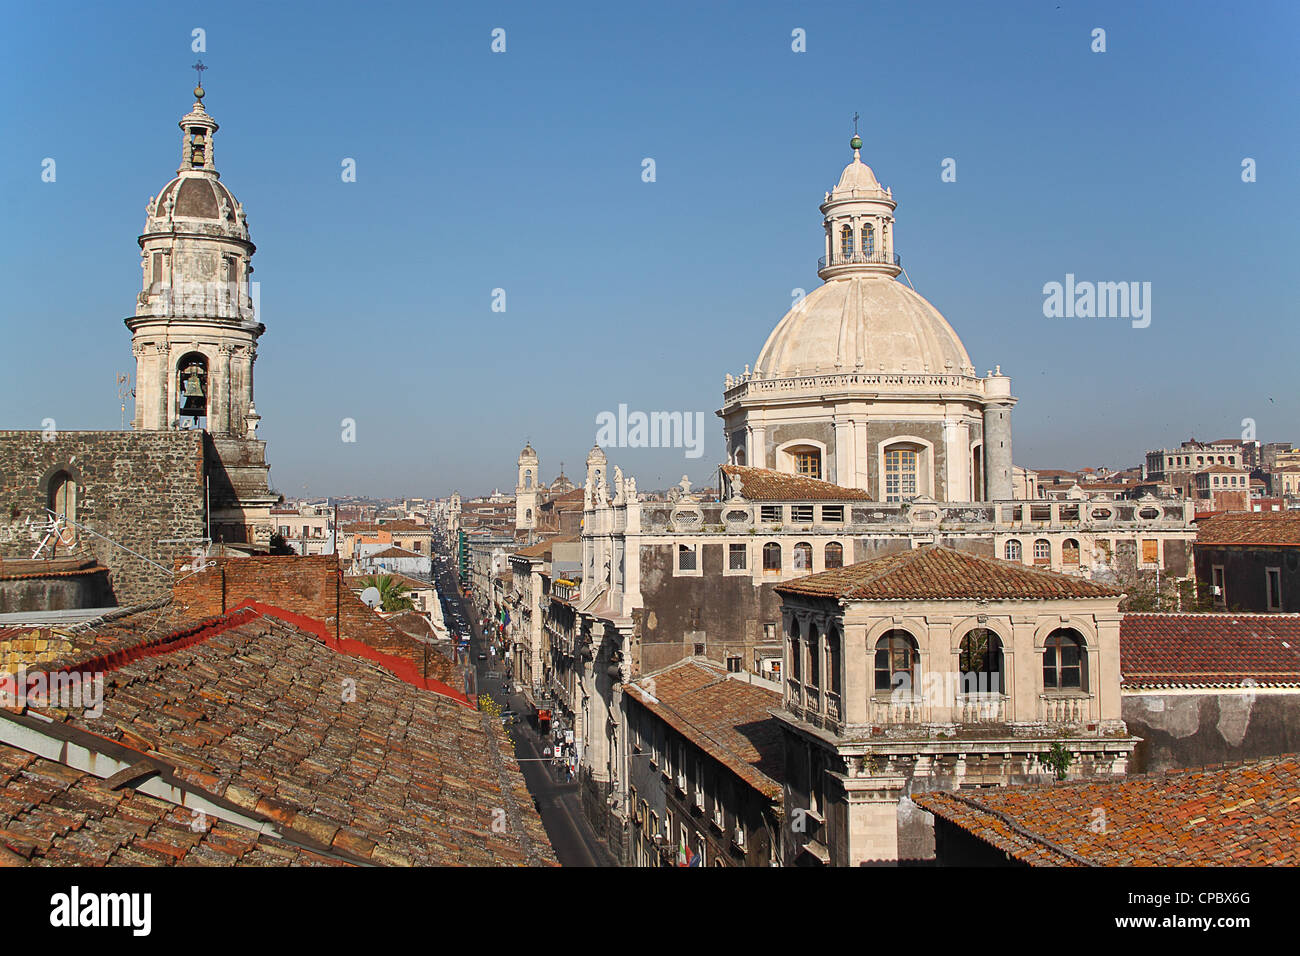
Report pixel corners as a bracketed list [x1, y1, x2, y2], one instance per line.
[180, 363, 207, 417]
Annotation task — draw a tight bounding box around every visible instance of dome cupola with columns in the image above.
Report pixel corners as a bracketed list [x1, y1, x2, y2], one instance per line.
[126, 74, 262, 438]
[719, 136, 1016, 502]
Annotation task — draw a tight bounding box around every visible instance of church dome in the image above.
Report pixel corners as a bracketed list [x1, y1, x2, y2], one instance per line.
[754, 274, 974, 378]
[150, 174, 240, 224]
[830, 153, 884, 197]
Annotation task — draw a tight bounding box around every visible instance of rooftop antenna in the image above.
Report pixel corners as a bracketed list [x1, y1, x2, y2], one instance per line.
[117, 372, 133, 428]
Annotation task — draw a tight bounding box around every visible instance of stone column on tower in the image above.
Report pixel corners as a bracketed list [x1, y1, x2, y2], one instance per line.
[982, 368, 1016, 500]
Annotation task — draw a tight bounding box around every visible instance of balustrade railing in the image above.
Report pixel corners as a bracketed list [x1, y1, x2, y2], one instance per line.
[1039, 693, 1093, 725]
[957, 694, 1007, 723]
[818, 250, 902, 270]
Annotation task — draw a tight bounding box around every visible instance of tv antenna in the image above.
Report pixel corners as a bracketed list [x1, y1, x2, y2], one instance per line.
[117, 372, 134, 428]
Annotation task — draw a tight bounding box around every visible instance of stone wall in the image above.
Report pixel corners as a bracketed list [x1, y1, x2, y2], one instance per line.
[0, 564, 114, 613]
[0, 430, 207, 607]
[1123, 691, 1300, 773]
[636, 542, 785, 675]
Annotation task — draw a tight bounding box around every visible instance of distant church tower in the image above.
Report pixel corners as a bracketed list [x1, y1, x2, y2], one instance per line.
[124, 73, 276, 546]
[516, 443, 540, 531]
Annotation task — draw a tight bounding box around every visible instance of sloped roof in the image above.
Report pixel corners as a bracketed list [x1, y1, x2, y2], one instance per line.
[720, 465, 874, 501]
[0, 740, 347, 866]
[1197, 512, 1300, 546]
[512, 539, 555, 560]
[369, 546, 424, 559]
[775, 545, 1120, 602]
[915, 755, 1300, 866]
[624, 661, 783, 800]
[1120, 613, 1300, 689]
[4, 605, 555, 867]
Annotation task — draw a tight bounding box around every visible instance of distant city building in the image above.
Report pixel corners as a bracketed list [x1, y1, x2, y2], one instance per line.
[1195, 512, 1300, 612]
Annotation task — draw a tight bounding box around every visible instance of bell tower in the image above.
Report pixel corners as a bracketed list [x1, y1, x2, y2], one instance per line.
[124, 68, 277, 548]
[516, 443, 540, 531]
[126, 68, 262, 438]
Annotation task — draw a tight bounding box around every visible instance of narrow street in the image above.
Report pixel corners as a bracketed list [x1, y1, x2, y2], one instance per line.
[432, 547, 616, 867]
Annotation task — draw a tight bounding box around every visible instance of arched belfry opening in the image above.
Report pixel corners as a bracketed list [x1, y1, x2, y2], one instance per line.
[177, 352, 209, 426]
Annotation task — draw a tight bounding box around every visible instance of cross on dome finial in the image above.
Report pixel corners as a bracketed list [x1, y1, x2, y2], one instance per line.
[192, 60, 207, 100]
[850, 112, 863, 158]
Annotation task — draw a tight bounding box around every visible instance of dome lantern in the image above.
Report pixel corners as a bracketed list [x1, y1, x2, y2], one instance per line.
[818, 136, 899, 281]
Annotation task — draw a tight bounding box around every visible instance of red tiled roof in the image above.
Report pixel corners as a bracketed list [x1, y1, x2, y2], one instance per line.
[720, 465, 874, 501]
[512, 539, 554, 560]
[7, 607, 556, 866]
[369, 546, 424, 559]
[775, 545, 1120, 602]
[915, 755, 1300, 866]
[1120, 613, 1300, 688]
[0, 557, 106, 581]
[0, 740, 347, 866]
[1197, 512, 1300, 546]
[624, 661, 783, 800]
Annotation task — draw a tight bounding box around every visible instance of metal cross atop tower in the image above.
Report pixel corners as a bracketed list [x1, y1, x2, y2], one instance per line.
[192, 60, 207, 89]
[853, 112, 860, 135]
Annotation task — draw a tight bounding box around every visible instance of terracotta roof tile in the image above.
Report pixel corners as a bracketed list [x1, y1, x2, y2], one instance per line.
[775, 545, 1120, 602]
[624, 661, 783, 799]
[4, 609, 556, 867]
[368, 546, 424, 559]
[720, 465, 874, 501]
[0, 558, 106, 581]
[1197, 512, 1300, 546]
[1120, 613, 1300, 688]
[915, 755, 1300, 866]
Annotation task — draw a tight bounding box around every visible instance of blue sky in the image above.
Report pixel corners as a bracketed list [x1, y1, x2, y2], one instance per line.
[2, 0, 1296, 498]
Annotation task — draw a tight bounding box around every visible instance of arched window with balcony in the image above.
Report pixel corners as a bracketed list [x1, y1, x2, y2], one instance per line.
[958, 628, 1004, 696]
[1005, 539, 1022, 561]
[861, 223, 874, 256]
[762, 542, 782, 571]
[840, 224, 853, 259]
[825, 541, 843, 569]
[793, 542, 813, 573]
[874, 630, 919, 695]
[1043, 628, 1087, 691]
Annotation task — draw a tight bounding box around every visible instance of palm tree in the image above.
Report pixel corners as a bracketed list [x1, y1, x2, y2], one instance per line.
[360, 574, 415, 612]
